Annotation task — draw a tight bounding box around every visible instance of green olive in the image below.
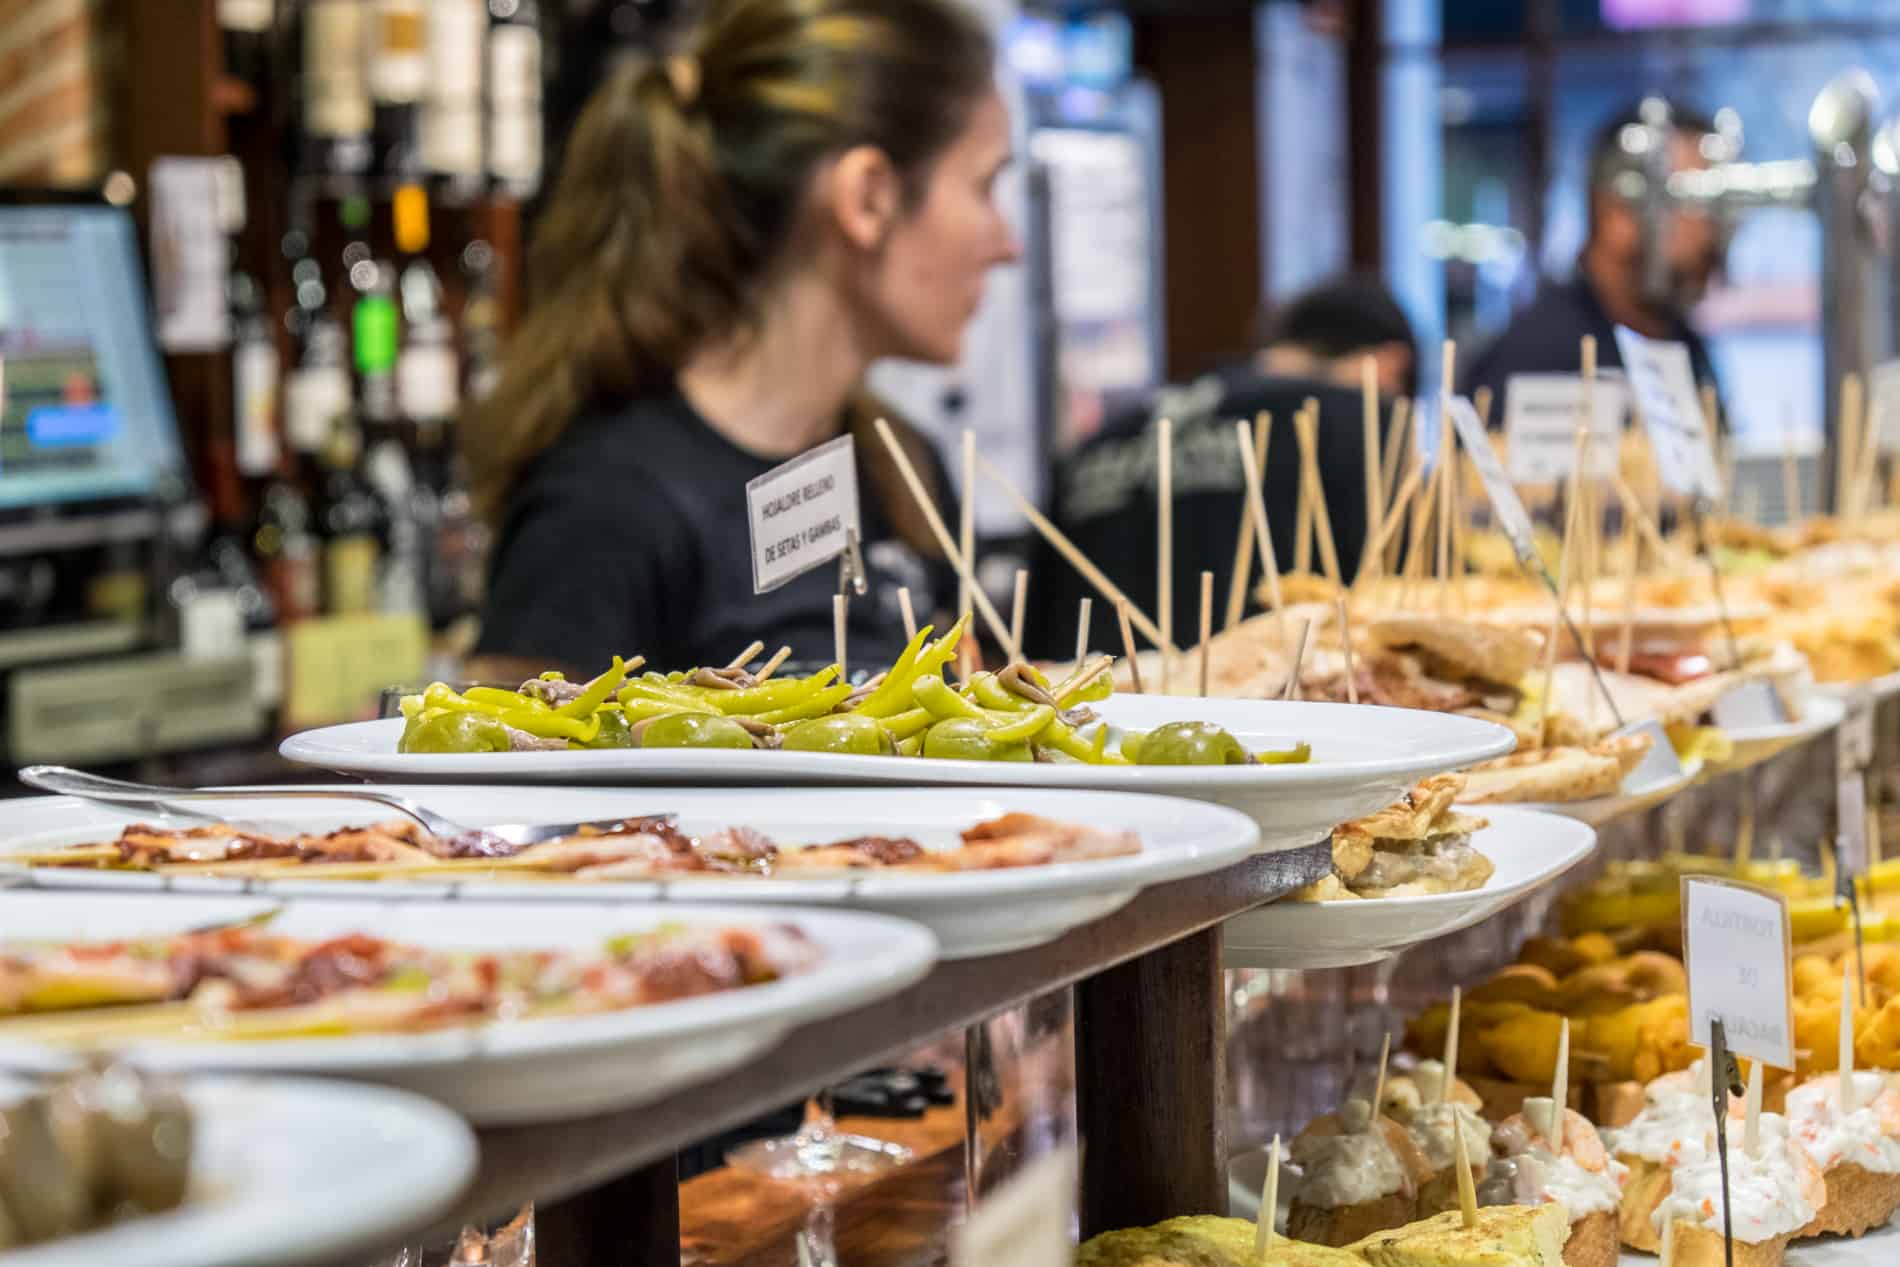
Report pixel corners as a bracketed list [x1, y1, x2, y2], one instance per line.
[399, 711, 513, 754]
[920, 717, 1034, 763]
[584, 708, 637, 749]
[779, 713, 896, 756]
[1134, 720, 1249, 766]
[639, 713, 755, 750]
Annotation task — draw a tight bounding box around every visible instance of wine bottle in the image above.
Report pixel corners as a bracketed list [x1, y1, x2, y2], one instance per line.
[459, 238, 502, 403]
[369, 0, 427, 185]
[422, 0, 488, 205]
[219, 0, 276, 89]
[315, 419, 385, 615]
[486, 0, 544, 199]
[394, 186, 459, 442]
[299, 0, 374, 189]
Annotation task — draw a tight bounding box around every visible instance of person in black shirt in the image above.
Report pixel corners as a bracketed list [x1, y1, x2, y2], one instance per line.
[1463, 99, 1726, 408]
[1031, 275, 1416, 658]
[466, 0, 1019, 678]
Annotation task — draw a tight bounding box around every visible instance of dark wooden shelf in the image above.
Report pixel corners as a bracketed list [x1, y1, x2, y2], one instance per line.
[316, 840, 1331, 1266]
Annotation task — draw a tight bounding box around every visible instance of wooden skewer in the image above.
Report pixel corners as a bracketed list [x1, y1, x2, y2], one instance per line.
[1843, 958, 1859, 1114]
[1226, 413, 1272, 630]
[833, 593, 849, 680]
[1254, 1133, 1282, 1258]
[1371, 1032, 1391, 1121]
[1855, 380, 1885, 519]
[1358, 459, 1426, 590]
[1297, 403, 1343, 587]
[1441, 986, 1463, 1103]
[1660, 1213, 1679, 1267]
[1198, 571, 1215, 697]
[1383, 399, 1416, 579]
[1579, 337, 1599, 658]
[1616, 516, 1639, 676]
[1117, 600, 1144, 694]
[1454, 1119, 1479, 1230]
[897, 588, 918, 644]
[1336, 594, 1359, 705]
[971, 451, 1175, 654]
[1293, 415, 1315, 577]
[1281, 619, 1312, 701]
[1159, 418, 1175, 695]
[756, 645, 793, 683]
[873, 418, 1021, 662]
[1380, 398, 1411, 531]
[1235, 421, 1290, 653]
[1552, 1017, 1570, 1150]
[1473, 384, 1494, 429]
[959, 429, 976, 625]
[1402, 444, 1437, 609]
[1361, 358, 1385, 580]
[1074, 597, 1093, 667]
[1009, 568, 1029, 661]
[1437, 341, 1457, 616]
[1743, 1057, 1764, 1158]
[725, 640, 765, 672]
[1609, 470, 1690, 569]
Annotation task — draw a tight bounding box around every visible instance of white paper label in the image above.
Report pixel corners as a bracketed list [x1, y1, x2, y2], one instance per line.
[1614, 326, 1722, 502]
[487, 25, 542, 104]
[1840, 771, 1870, 878]
[428, 0, 486, 93]
[181, 589, 246, 660]
[304, 2, 372, 137]
[149, 158, 233, 353]
[421, 103, 484, 175]
[1503, 373, 1628, 484]
[1710, 680, 1790, 730]
[488, 110, 542, 185]
[1447, 394, 1536, 561]
[1873, 360, 1900, 456]
[219, 0, 274, 32]
[397, 343, 460, 421]
[370, 0, 428, 103]
[949, 1147, 1076, 1267]
[284, 365, 350, 454]
[745, 435, 861, 593]
[234, 339, 281, 476]
[1683, 876, 1794, 1070]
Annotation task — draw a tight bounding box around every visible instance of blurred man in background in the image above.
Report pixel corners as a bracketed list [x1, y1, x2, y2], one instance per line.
[1464, 99, 1727, 406]
[1029, 274, 1416, 657]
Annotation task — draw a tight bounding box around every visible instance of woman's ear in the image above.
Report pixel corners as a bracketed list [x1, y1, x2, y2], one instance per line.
[822, 144, 903, 252]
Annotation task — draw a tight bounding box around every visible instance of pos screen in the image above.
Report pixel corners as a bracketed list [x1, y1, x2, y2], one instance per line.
[0, 202, 188, 511]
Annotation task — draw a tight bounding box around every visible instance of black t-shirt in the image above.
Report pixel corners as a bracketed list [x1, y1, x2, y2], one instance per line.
[1461, 273, 1722, 414]
[476, 390, 955, 674]
[1027, 367, 1370, 659]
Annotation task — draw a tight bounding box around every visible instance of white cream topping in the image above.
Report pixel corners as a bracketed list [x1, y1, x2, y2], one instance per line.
[1407, 1102, 1492, 1172]
[1785, 1075, 1900, 1174]
[1541, 1151, 1625, 1218]
[1603, 1096, 1711, 1165]
[1654, 1143, 1815, 1242]
[1291, 1129, 1408, 1209]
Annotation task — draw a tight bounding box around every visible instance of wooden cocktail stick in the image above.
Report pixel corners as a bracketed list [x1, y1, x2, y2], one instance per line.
[1281, 619, 1312, 702]
[725, 640, 765, 672]
[1074, 597, 1093, 667]
[1235, 420, 1290, 654]
[756, 645, 793, 683]
[1158, 417, 1175, 695]
[1226, 413, 1272, 630]
[1441, 986, 1463, 1104]
[1743, 1058, 1764, 1158]
[1009, 568, 1029, 662]
[1552, 1017, 1570, 1151]
[1336, 595, 1359, 705]
[833, 593, 849, 681]
[1362, 357, 1384, 581]
[897, 588, 918, 644]
[1254, 1133, 1282, 1258]
[1198, 571, 1214, 697]
[1117, 600, 1144, 695]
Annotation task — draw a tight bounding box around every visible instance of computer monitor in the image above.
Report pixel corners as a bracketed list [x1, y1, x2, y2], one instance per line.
[0, 195, 190, 523]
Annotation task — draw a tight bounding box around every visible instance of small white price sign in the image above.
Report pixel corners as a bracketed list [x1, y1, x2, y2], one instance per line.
[1682, 876, 1795, 1070]
[950, 1147, 1077, 1267]
[1503, 373, 1627, 485]
[1446, 394, 1536, 562]
[1614, 326, 1722, 503]
[1872, 360, 1900, 456]
[744, 435, 862, 594]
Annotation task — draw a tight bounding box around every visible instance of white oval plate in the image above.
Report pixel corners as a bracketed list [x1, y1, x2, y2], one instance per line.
[0, 1074, 475, 1267]
[1709, 692, 1845, 775]
[1483, 757, 1703, 829]
[279, 699, 1517, 852]
[0, 786, 1261, 961]
[0, 896, 935, 1125]
[1220, 807, 1597, 969]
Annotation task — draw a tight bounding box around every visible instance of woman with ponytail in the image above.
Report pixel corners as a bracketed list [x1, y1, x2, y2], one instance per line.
[467, 0, 1019, 675]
